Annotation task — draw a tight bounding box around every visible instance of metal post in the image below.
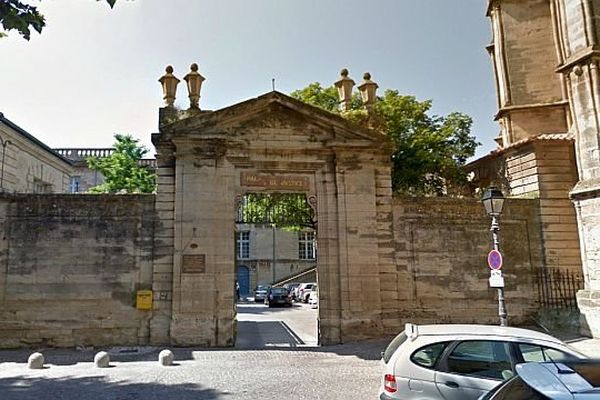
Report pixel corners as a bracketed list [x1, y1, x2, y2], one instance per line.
[272, 224, 276, 285]
[491, 215, 508, 327]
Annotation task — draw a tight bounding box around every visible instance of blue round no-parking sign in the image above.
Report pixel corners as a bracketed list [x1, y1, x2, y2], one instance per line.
[487, 250, 503, 270]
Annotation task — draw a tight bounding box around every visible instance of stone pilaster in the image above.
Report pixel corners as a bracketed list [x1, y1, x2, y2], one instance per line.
[557, 0, 600, 337]
[149, 141, 175, 345]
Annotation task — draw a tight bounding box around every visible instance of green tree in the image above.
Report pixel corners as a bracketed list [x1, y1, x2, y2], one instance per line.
[0, 0, 116, 40]
[87, 134, 155, 194]
[238, 193, 315, 230]
[290, 83, 480, 196]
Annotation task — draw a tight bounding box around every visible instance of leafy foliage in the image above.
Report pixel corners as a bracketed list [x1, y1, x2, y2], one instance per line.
[237, 193, 315, 230]
[0, 0, 116, 40]
[86, 134, 155, 194]
[291, 83, 480, 196]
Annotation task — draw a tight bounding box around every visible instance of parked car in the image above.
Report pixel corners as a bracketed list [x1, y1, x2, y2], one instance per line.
[479, 360, 600, 399]
[297, 282, 316, 303]
[265, 287, 292, 308]
[308, 285, 318, 308]
[282, 283, 300, 301]
[379, 323, 586, 400]
[253, 284, 270, 302]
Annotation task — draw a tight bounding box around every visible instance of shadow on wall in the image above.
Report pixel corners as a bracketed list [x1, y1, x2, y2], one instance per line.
[0, 375, 224, 400]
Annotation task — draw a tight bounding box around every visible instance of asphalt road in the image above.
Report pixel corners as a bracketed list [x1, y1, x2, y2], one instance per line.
[236, 299, 318, 348]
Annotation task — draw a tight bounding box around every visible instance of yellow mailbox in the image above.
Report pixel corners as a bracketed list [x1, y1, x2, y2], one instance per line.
[136, 290, 153, 310]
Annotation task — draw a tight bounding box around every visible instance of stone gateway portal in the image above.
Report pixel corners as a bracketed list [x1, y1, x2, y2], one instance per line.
[151, 91, 395, 346]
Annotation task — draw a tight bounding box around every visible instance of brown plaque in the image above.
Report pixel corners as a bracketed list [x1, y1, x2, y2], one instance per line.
[241, 172, 310, 191]
[182, 254, 206, 274]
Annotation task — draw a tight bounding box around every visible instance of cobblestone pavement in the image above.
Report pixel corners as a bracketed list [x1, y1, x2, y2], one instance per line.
[0, 340, 387, 400]
[2, 303, 600, 400]
[0, 301, 386, 399]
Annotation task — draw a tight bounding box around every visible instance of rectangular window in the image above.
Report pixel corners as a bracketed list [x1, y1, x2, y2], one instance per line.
[298, 231, 316, 260]
[69, 176, 81, 193]
[237, 231, 250, 259]
[33, 178, 52, 194]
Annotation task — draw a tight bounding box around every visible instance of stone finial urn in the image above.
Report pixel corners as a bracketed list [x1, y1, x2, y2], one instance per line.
[357, 72, 379, 109]
[183, 63, 206, 109]
[158, 65, 180, 107]
[334, 68, 355, 111]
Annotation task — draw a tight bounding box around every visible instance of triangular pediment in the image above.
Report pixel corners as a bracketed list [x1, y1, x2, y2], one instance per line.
[160, 91, 391, 146]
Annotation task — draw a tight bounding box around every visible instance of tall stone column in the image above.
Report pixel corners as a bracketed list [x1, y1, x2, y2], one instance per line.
[556, 0, 600, 337]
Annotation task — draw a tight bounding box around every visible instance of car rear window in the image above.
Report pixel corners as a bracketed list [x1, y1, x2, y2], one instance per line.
[271, 288, 287, 294]
[383, 332, 407, 364]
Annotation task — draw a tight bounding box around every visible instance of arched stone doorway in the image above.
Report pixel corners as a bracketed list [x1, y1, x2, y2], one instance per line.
[152, 91, 394, 346]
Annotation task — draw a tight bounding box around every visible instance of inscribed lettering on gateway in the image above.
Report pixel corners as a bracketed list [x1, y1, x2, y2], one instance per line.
[241, 172, 309, 191]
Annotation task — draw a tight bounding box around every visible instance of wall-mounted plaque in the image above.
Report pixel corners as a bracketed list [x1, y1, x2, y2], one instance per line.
[182, 254, 206, 274]
[241, 172, 310, 191]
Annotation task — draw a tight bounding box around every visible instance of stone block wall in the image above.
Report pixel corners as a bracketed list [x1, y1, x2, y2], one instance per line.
[387, 196, 543, 331]
[0, 194, 156, 348]
[0, 117, 72, 194]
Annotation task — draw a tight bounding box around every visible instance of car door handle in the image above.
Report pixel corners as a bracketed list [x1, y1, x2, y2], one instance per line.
[444, 381, 459, 389]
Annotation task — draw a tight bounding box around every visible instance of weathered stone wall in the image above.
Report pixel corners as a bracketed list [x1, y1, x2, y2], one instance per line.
[0, 194, 156, 348]
[0, 116, 73, 193]
[388, 197, 543, 330]
[553, 0, 600, 337]
[488, 0, 569, 148]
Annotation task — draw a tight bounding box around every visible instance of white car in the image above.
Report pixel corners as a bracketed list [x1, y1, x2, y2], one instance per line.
[308, 285, 318, 308]
[379, 323, 586, 400]
[296, 282, 316, 303]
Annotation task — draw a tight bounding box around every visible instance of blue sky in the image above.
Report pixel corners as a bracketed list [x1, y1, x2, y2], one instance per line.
[0, 0, 498, 158]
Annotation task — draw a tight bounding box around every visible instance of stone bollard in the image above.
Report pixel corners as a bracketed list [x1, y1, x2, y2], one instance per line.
[158, 349, 174, 366]
[27, 352, 44, 369]
[94, 351, 110, 368]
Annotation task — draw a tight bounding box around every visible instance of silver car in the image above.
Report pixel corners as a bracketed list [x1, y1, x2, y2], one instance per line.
[253, 284, 270, 302]
[379, 323, 586, 400]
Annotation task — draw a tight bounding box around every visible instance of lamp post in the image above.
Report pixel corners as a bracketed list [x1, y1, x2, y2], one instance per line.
[0, 137, 11, 190]
[482, 187, 508, 327]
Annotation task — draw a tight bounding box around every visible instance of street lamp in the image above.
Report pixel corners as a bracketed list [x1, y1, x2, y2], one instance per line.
[0, 137, 11, 191]
[481, 187, 508, 327]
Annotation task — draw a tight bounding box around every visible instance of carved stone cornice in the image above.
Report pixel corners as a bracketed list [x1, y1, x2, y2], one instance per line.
[570, 178, 600, 201]
[556, 46, 600, 73]
[494, 100, 569, 120]
[486, 0, 500, 17]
